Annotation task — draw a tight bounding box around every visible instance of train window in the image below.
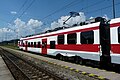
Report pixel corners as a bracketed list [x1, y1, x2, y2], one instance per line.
[42, 41, 47, 48]
[31, 42, 33, 47]
[58, 35, 64, 44]
[23, 43, 24, 47]
[50, 41, 55, 49]
[67, 33, 77, 44]
[34, 42, 36, 47]
[21, 41, 23, 46]
[118, 27, 120, 43]
[81, 30, 94, 44]
[28, 42, 30, 47]
[38, 42, 41, 48]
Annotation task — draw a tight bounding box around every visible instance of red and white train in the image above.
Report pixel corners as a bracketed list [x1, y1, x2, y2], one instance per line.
[18, 17, 120, 68]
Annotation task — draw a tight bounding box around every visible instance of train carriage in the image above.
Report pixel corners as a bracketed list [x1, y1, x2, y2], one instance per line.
[18, 17, 120, 68]
[110, 18, 120, 65]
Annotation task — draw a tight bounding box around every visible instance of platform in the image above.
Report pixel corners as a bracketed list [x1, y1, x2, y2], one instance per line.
[0, 55, 14, 80]
[2, 47, 120, 80]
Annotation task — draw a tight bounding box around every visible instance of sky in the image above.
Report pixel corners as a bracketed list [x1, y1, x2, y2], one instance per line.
[0, 0, 120, 42]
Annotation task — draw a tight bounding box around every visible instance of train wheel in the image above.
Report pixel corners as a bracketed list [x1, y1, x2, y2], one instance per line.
[65, 56, 68, 61]
[59, 55, 63, 60]
[74, 56, 81, 64]
[60, 56, 68, 61]
[59, 55, 62, 60]
[79, 58, 83, 65]
[56, 54, 62, 60]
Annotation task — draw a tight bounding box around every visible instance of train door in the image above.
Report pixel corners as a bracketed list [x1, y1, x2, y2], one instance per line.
[25, 41, 28, 51]
[99, 18, 111, 68]
[42, 38, 47, 54]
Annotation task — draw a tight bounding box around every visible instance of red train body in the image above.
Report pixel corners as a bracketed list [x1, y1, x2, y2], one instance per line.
[18, 17, 120, 68]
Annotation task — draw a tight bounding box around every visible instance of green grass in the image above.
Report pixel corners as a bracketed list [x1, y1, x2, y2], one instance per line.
[0, 43, 19, 50]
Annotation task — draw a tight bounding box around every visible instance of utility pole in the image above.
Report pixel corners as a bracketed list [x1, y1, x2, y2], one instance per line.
[112, 0, 115, 18]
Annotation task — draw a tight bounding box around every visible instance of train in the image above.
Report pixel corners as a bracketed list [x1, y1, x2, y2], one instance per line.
[18, 17, 120, 69]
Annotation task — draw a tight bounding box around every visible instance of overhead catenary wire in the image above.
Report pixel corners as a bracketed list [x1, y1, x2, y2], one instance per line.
[4, 0, 29, 37]
[41, 0, 105, 21]
[0, 0, 29, 27]
[7, 0, 36, 35]
[18, 0, 36, 18]
[4, 0, 36, 41]
[79, 0, 106, 11]
[42, 0, 107, 25]
[7, 0, 119, 28]
[41, 0, 83, 20]
[45, 0, 120, 25]
[85, 1, 120, 16]
[5, 0, 120, 25]
[9, 0, 35, 25]
[9, 0, 29, 23]
[9, 0, 115, 24]
[12, 0, 83, 21]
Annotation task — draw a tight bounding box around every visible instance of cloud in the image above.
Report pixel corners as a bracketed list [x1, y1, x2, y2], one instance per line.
[14, 18, 43, 37]
[13, 18, 43, 29]
[50, 12, 86, 30]
[51, 21, 60, 29]
[0, 18, 44, 42]
[0, 12, 86, 42]
[103, 14, 109, 20]
[0, 28, 13, 33]
[43, 27, 51, 32]
[10, 11, 17, 15]
[0, 28, 15, 41]
[14, 18, 26, 28]
[89, 16, 94, 19]
[27, 19, 43, 29]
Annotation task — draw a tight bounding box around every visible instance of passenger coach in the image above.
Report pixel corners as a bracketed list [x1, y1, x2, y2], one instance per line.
[18, 17, 120, 69]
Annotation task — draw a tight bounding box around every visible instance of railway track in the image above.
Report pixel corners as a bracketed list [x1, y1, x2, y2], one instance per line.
[0, 48, 62, 80]
[0, 47, 111, 80]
